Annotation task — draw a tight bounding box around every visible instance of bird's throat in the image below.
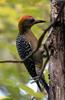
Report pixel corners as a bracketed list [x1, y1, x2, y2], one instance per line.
[22, 30, 38, 50]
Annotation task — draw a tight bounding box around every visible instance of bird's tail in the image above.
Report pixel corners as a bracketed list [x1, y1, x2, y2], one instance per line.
[36, 81, 42, 92]
[39, 77, 49, 94]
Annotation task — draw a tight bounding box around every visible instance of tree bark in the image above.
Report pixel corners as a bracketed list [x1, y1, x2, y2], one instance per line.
[48, 0, 65, 100]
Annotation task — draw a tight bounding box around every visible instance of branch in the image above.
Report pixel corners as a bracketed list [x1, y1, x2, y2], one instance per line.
[0, 2, 65, 63]
[0, 60, 24, 63]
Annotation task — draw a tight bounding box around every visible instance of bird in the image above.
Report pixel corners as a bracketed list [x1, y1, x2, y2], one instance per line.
[16, 15, 49, 93]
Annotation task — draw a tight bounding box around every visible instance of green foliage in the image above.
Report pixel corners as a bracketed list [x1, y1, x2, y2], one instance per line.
[0, 0, 50, 99]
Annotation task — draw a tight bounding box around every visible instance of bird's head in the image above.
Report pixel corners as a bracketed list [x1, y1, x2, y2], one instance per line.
[18, 15, 46, 34]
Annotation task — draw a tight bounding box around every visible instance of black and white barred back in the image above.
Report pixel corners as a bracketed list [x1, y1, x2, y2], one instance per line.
[16, 35, 37, 77]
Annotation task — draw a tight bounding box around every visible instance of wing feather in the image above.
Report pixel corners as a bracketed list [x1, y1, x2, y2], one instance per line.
[16, 35, 37, 77]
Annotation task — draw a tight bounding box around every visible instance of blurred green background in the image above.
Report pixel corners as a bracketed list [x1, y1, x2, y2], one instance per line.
[0, 0, 50, 100]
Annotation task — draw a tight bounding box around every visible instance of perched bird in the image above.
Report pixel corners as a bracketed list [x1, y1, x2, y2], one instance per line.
[16, 15, 49, 93]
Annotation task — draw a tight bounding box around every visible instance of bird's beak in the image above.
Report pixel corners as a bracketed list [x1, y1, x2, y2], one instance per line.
[33, 20, 46, 25]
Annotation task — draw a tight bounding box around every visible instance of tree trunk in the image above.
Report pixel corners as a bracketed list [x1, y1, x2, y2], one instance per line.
[48, 0, 65, 100]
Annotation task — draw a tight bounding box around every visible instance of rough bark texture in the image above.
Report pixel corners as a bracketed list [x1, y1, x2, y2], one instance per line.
[48, 0, 65, 100]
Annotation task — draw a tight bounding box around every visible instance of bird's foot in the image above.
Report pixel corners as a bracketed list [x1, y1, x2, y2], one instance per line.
[31, 76, 40, 83]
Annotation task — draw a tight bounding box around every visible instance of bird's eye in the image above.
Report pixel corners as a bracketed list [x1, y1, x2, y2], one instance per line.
[30, 19, 35, 23]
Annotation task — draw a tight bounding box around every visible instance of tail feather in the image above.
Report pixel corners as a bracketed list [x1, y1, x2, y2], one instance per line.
[36, 81, 42, 92]
[40, 77, 49, 94]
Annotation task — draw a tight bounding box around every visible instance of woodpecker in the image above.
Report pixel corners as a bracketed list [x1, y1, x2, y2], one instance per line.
[16, 15, 49, 93]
